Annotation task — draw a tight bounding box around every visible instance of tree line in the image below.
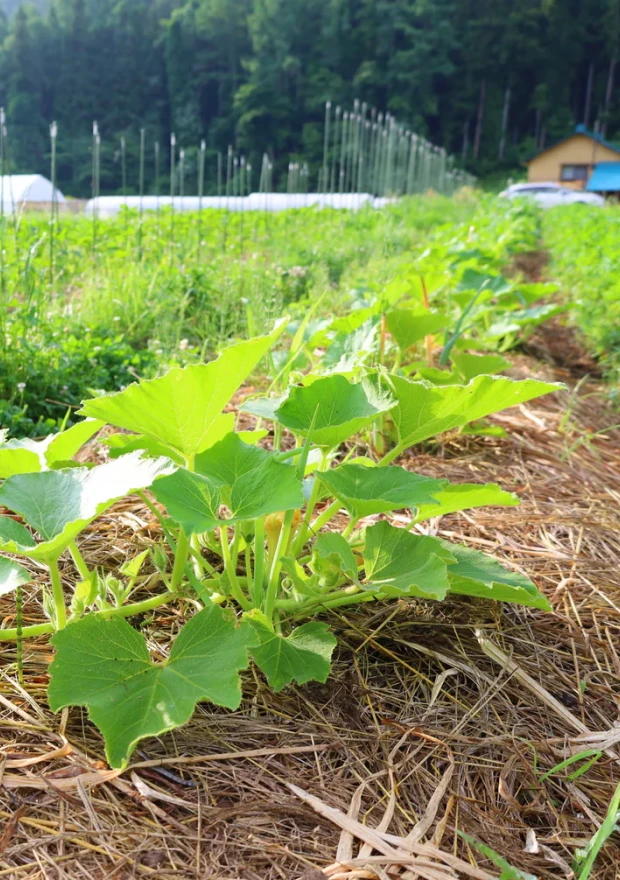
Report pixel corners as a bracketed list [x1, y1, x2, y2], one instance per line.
[0, 0, 618, 196]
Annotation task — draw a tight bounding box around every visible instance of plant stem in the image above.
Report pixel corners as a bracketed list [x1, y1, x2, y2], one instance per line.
[342, 518, 358, 540]
[263, 509, 295, 619]
[220, 528, 251, 610]
[49, 560, 67, 630]
[0, 621, 54, 641]
[171, 531, 190, 590]
[252, 518, 265, 607]
[309, 500, 341, 534]
[279, 586, 377, 617]
[69, 541, 90, 580]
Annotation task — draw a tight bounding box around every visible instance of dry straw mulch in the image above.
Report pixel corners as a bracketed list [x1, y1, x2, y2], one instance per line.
[1, 356, 619, 880]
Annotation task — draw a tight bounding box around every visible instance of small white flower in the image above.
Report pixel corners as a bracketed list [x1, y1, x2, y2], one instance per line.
[113, 316, 121, 322]
[16, 382, 26, 393]
[179, 339, 189, 351]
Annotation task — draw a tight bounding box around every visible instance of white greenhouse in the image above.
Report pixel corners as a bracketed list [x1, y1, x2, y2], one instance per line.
[84, 192, 382, 217]
[0, 174, 66, 214]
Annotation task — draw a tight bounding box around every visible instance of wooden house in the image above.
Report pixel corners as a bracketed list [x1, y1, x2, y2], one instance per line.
[527, 126, 620, 191]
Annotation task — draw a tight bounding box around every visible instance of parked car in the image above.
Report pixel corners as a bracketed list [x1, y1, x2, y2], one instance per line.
[499, 182, 604, 208]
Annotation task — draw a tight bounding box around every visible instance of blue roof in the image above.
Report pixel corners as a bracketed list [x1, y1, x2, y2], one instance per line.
[586, 162, 620, 192]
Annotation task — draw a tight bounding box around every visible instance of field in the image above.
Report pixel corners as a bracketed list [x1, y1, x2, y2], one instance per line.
[0, 194, 619, 880]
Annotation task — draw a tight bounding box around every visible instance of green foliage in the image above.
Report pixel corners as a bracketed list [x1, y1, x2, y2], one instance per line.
[0, 324, 158, 437]
[48, 605, 256, 768]
[0, 275, 560, 766]
[543, 206, 620, 389]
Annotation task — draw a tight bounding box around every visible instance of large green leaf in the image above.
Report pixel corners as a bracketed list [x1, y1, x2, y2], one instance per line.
[362, 521, 455, 599]
[413, 483, 519, 524]
[153, 434, 303, 534]
[271, 375, 395, 448]
[386, 308, 449, 350]
[444, 542, 551, 611]
[0, 420, 104, 478]
[0, 452, 174, 562]
[319, 463, 445, 519]
[386, 374, 562, 453]
[48, 604, 255, 768]
[246, 611, 337, 691]
[78, 322, 286, 459]
[0, 556, 31, 597]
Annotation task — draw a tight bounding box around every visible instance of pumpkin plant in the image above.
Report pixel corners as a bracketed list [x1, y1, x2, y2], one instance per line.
[0, 324, 561, 768]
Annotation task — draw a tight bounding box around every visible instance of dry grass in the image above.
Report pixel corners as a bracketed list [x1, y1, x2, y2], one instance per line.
[1, 356, 619, 879]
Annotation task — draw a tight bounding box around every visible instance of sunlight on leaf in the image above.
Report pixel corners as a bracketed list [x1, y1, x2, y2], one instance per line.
[79, 322, 286, 458]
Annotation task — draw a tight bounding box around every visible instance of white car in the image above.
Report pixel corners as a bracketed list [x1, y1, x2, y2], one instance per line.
[499, 182, 604, 208]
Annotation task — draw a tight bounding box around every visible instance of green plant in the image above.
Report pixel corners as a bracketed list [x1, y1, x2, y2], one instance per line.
[573, 782, 620, 880]
[0, 326, 560, 768]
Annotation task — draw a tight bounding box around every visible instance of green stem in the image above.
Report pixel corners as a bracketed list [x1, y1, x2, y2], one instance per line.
[220, 528, 251, 610]
[171, 531, 190, 590]
[0, 589, 184, 642]
[291, 451, 330, 554]
[378, 441, 405, 467]
[0, 621, 54, 641]
[69, 541, 91, 581]
[309, 500, 341, 535]
[289, 588, 376, 617]
[49, 560, 67, 630]
[263, 509, 294, 619]
[252, 518, 265, 608]
[342, 518, 358, 540]
[96, 590, 179, 620]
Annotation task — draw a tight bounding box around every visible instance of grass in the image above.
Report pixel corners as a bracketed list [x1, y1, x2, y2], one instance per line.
[543, 204, 620, 393]
[2, 191, 536, 435]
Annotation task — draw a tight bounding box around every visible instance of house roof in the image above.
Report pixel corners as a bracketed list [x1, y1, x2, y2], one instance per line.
[586, 162, 620, 192]
[527, 125, 620, 163]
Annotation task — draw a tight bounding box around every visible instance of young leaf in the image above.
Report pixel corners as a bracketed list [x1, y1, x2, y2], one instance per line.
[0, 517, 36, 548]
[153, 434, 304, 534]
[48, 604, 255, 768]
[0, 556, 31, 597]
[362, 521, 455, 599]
[270, 375, 395, 448]
[44, 419, 104, 467]
[413, 483, 519, 523]
[311, 532, 359, 583]
[319, 464, 445, 519]
[444, 542, 551, 611]
[151, 468, 222, 534]
[0, 453, 174, 562]
[78, 322, 286, 459]
[450, 352, 511, 382]
[0, 438, 47, 478]
[0, 420, 104, 478]
[386, 309, 449, 350]
[246, 611, 337, 691]
[385, 374, 563, 455]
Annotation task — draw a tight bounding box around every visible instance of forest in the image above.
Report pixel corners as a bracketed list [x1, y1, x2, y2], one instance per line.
[0, 0, 619, 195]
